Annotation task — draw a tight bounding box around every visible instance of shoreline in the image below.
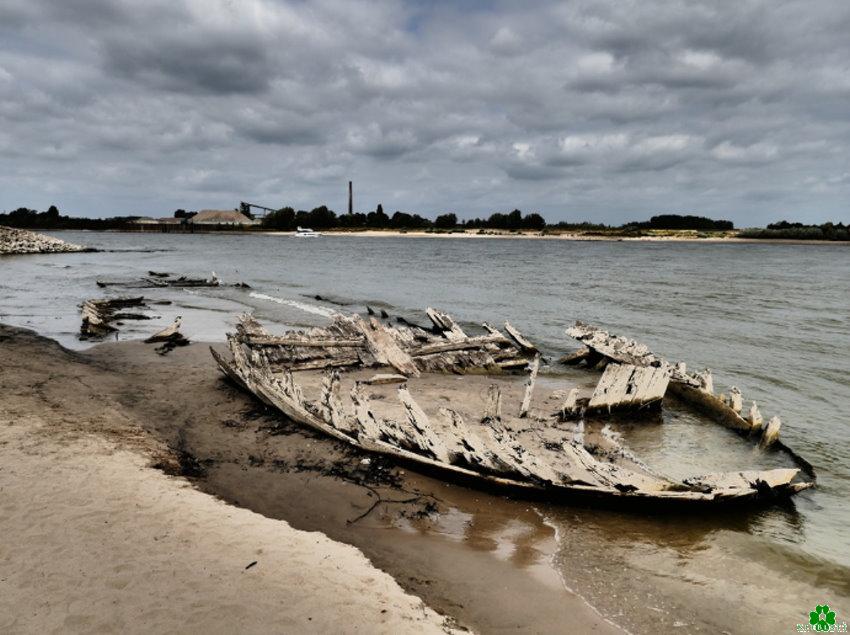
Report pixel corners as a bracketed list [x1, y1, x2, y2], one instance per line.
[46, 226, 850, 245]
[0, 325, 619, 634]
[2, 322, 844, 633]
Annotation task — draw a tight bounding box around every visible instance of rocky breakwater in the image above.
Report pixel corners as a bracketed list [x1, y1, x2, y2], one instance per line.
[0, 226, 91, 255]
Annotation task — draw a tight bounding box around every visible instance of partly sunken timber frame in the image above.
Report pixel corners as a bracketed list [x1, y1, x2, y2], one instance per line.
[210, 309, 815, 508]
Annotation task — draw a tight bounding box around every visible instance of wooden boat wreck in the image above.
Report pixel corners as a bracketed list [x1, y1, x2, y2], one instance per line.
[210, 310, 815, 508]
[96, 271, 250, 289]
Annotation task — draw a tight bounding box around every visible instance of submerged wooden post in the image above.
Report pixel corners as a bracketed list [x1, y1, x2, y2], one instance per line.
[748, 401, 763, 432]
[697, 369, 714, 395]
[761, 416, 781, 448]
[729, 386, 743, 414]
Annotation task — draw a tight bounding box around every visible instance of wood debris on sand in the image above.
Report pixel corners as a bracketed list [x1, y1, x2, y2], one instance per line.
[80, 297, 188, 354]
[145, 317, 190, 355]
[211, 309, 815, 508]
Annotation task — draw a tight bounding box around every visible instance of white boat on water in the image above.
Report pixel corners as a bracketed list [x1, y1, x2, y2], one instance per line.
[294, 226, 321, 237]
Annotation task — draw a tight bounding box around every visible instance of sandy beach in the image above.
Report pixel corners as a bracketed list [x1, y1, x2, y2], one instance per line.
[0, 324, 619, 634]
[0, 327, 463, 634]
[263, 228, 849, 245]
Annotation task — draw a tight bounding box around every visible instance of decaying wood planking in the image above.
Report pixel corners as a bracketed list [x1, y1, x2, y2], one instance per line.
[230, 309, 536, 376]
[208, 310, 815, 508]
[565, 321, 815, 477]
[586, 363, 671, 413]
[96, 271, 250, 289]
[80, 296, 150, 339]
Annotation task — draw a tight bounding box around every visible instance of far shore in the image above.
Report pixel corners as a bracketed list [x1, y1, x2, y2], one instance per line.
[260, 228, 850, 245]
[6, 225, 850, 245]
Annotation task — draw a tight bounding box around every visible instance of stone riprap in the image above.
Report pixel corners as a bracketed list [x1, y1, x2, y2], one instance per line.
[0, 226, 89, 255]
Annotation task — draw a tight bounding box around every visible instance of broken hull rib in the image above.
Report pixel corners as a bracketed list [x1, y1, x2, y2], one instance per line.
[566, 321, 817, 481]
[209, 311, 814, 508]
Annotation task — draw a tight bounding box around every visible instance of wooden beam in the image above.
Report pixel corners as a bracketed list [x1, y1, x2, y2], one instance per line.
[504, 321, 537, 351]
[519, 354, 541, 418]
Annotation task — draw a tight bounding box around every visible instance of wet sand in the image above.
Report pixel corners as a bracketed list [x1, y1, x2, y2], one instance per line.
[0, 325, 618, 634]
[4, 324, 842, 633]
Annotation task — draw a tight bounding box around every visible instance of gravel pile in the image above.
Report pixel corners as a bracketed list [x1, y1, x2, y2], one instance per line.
[0, 225, 89, 255]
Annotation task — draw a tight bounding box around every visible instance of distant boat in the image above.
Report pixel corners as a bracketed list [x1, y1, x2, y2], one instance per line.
[295, 226, 321, 237]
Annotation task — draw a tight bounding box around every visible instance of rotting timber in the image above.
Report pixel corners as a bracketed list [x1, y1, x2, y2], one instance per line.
[210, 309, 815, 508]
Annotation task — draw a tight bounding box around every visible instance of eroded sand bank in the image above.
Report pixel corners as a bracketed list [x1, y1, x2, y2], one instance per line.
[0, 325, 618, 634]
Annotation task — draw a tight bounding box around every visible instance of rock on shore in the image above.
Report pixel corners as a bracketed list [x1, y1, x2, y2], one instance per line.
[0, 225, 89, 255]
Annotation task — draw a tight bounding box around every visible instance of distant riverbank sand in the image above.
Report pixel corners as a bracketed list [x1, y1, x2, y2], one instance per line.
[266, 228, 847, 245]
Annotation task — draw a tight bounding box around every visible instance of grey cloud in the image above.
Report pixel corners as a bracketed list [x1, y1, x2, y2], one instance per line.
[0, 0, 849, 224]
[102, 35, 273, 95]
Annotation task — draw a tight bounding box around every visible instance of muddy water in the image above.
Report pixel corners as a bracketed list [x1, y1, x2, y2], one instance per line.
[2, 230, 849, 631]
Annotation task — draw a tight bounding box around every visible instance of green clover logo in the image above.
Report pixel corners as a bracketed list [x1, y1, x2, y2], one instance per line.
[810, 604, 836, 631]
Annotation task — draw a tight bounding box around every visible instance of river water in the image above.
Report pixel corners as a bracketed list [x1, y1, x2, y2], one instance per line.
[2, 230, 848, 630]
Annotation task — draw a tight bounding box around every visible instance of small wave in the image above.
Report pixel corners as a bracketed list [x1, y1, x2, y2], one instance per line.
[249, 292, 337, 318]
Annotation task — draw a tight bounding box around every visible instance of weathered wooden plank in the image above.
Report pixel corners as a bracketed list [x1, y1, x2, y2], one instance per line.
[504, 321, 537, 351]
[414, 349, 500, 374]
[362, 373, 408, 385]
[425, 307, 467, 341]
[410, 334, 508, 356]
[80, 296, 148, 338]
[558, 346, 592, 365]
[319, 370, 352, 434]
[518, 353, 541, 418]
[348, 382, 384, 440]
[482, 384, 502, 422]
[397, 387, 451, 462]
[245, 335, 364, 347]
[567, 322, 702, 389]
[144, 317, 183, 343]
[355, 316, 420, 376]
[265, 353, 360, 372]
[587, 363, 670, 411]
[496, 358, 530, 370]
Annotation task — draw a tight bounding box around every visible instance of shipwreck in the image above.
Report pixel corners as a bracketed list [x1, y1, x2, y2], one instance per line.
[210, 308, 815, 507]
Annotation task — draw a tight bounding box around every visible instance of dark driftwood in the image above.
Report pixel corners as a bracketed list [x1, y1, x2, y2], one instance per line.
[80, 297, 148, 338]
[97, 272, 250, 289]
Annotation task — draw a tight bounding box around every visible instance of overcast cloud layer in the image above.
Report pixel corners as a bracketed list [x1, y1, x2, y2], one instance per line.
[1, 0, 849, 224]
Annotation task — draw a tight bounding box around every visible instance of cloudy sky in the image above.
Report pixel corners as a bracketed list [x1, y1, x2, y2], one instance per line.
[1, 0, 848, 225]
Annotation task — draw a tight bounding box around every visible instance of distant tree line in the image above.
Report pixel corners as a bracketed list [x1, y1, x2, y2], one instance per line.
[624, 214, 734, 231]
[739, 221, 850, 241]
[261, 205, 548, 231]
[0, 206, 138, 230]
[2, 204, 772, 236]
